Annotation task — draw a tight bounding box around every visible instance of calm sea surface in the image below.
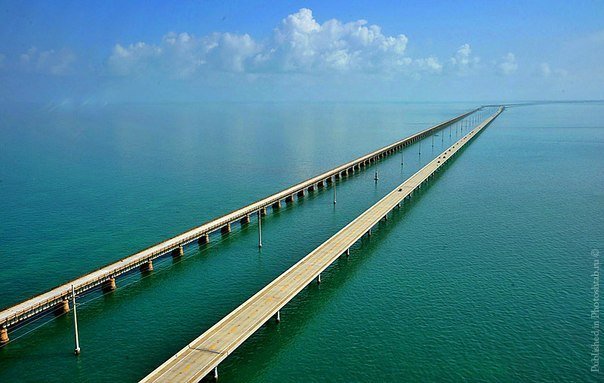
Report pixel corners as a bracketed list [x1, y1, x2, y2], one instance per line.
[0, 102, 602, 382]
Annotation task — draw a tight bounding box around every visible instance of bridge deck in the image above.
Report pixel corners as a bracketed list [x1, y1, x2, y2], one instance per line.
[140, 107, 504, 382]
[0, 108, 479, 331]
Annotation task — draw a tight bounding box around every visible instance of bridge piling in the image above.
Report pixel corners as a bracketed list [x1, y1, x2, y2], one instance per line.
[221, 223, 231, 234]
[140, 260, 153, 273]
[198, 233, 210, 245]
[54, 299, 70, 315]
[240, 215, 251, 225]
[1, 326, 8, 346]
[172, 245, 184, 257]
[102, 278, 116, 292]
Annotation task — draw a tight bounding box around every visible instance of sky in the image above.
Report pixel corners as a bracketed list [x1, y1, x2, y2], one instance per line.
[0, 0, 603, 104]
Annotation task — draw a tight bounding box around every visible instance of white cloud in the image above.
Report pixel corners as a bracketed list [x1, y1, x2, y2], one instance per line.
[449, 43, 480, 74]
[106, 8, 521, 82]
[108, 8, 429, 77]
[266, 8, 410, 72]
[20, 47, 76, 75]
[498, 52, 518, 75]
[109, 31, 261, 77]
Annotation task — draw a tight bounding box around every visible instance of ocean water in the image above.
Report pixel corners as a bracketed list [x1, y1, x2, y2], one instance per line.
[0, 102, 602, 382]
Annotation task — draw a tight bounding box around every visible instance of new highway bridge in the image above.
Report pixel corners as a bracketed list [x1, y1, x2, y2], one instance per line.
[140, 106, 504, 382]
[0, 106, 492, 351]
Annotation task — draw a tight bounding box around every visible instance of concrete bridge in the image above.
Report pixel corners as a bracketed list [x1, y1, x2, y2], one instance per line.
[0, 106, 484, 346]
[140, 106, 505, 382]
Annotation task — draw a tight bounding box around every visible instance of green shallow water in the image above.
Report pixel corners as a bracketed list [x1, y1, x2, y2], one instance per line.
[0, 102, 602, 382]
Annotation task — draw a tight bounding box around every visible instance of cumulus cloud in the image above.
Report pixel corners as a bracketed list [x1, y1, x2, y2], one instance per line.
[497, 52, 518, 75]
[266, 8, 410, 72]
[108, 8, 434, 77]
[449, 43, 480, 74]
[19, 47, 76, 75]
[106, 8, 522, 82]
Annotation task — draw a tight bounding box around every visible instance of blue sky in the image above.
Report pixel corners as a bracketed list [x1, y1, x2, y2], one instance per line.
[0, 0, 603, 104]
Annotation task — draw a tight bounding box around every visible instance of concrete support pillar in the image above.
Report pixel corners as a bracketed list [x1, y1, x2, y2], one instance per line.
[221, 223, 231, 234]
[172, 245, 184, 257]
[102, 278, 116, 292]
[308, 184, 316, 192]
[260, 207, 267, 216]
[272, 200, 281, 210]
[335, 173, 340, 180]
[140, 260, 153, 273]
[368, 228, 372, 236]
[346, 248, 350, 256]
[297, 190, 305, 198]
[214, 367, 218, 380]
[240, 215, 251, 225]
[325, 177, 333, 184]
[276, 310, 281, 322]
[0, 327, 8, 346]
[198, 233, 210, 245]
[317, 181, 324, 189]
[317, 274, 322, 284]
[55, 299, 70, 315]
[285, 195, 294, 203]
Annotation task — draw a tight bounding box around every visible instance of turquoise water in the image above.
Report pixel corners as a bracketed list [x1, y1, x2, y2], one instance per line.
[0, 102, 602, 382]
